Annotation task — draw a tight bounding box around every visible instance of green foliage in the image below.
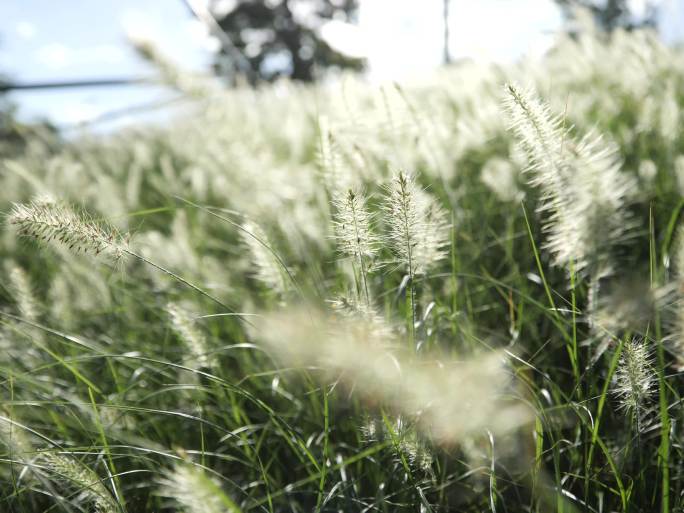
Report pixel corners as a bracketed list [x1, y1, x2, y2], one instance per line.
[555, 0, 657, 31]
[2, 26, 684, 513]
[210, 0, 364, 82]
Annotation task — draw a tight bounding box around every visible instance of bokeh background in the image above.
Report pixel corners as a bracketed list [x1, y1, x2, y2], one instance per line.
[1, 0, 683, 132]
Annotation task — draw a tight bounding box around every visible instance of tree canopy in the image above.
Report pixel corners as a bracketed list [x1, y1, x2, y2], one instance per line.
[209, 0, 364, 83]
[554, 0, 657, 31]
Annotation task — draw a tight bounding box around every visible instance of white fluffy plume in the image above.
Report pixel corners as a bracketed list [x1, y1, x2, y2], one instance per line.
[504, 84, 637, 277]
[383, 171, 449, 275]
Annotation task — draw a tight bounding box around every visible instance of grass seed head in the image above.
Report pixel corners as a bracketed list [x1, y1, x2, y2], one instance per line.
[159, 462, 238, 513]
[504, 84, 637, 277]
[241, 220, 289, 297]
[167, 302, 211, 369]
[8, 198, 128, 262]
[257, 307, 531, 445]
[40, 451, 118, 513]
[383, 171, 449, 275]
[6, 263, 38, 322]
[332, 187, 379, 264]
[613, 338, 655, 423]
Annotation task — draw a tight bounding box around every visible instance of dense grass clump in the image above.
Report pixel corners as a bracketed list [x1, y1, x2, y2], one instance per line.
[3, 25, 684, 512]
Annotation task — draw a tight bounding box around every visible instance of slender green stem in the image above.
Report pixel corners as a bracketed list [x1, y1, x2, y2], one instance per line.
[650, 205, 670, 513]
[125, 249, 251, 326]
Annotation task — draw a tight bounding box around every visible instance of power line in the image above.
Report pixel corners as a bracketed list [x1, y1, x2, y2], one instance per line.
[0, 77, 153, 92]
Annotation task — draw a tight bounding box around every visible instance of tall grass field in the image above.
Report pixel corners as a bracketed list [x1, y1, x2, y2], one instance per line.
[3, 23, 684, 512]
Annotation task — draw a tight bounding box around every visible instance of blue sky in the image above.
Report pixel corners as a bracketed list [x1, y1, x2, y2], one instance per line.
[1, 0, 682, 129]
[1, 0, 216, 128]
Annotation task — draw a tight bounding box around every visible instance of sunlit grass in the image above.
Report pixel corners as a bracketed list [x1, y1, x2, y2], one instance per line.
[2, 24, 684, 513]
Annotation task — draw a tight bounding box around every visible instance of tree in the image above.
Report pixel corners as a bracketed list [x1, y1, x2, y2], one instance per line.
[207, 0, 364, 83]
[554, 0, 658, 32]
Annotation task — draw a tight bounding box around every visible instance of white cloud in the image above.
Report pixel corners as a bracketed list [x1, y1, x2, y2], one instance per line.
[15, 21, 36, 40]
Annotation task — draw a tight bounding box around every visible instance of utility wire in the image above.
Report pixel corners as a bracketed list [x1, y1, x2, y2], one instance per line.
[0, 77, 153, 92]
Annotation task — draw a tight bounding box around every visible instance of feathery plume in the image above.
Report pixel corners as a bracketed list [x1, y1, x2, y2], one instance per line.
[9, 199, 237, 314]
[6, 263, 38, 322]
[504, 84, 637, 277]
[333, 188, 378, 263]
[318, 116, 350, 193]
[159, 461, 240, 513]
[480, 157, 524, 203]
[332, 188, 379, 303]
[638, 159, 657, 184]
[1, 415, 118, 513]
[167, 302, 211, 368]
[613, 338, 654, 423]
[8, 198, 128, 262]
[589, 276, 669, 337]
[0, 413, 33, 464]
[383, 171, 449, 275]
[40, 451, 118, 513]
[241, 220, 288, 297]
[329, 295, 394, 342]
[361, 415, 433, 473]
[503, 84, 566, 194]
[129, 37, 214, 97]
[397, 430, 433, 473]
[256, 307, 531, 444]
